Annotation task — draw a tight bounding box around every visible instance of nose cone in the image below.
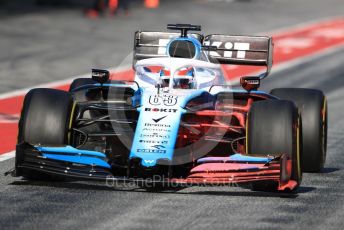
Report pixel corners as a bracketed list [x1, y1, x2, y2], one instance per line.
[129, 92, 183, 167]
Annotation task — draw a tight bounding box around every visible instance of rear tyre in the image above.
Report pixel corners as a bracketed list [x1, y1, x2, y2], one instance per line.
[246, 100, 302, 191]
[270, 88, 327, 172]
[16, 88, 74, 180]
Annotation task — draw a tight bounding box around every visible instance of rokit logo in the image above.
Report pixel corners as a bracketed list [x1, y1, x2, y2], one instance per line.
[137, 149, 166, 154]
[145, 108, 178, 113]
[139, 140, 168, 144]
[203, 41, 250, 58]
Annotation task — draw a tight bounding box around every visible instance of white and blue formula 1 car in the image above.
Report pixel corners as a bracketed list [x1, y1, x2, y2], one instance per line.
[8, 24, 328, 192]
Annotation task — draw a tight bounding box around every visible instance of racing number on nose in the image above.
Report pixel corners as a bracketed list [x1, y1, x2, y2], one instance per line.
[164, 95, 177, 106]
[149, 95, 178, 106]
[149, 95, 161, 105]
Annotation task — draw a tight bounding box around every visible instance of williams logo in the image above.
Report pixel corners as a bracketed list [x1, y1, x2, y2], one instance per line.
[145, 108, 178, 113]
[144, 160, 155, 164]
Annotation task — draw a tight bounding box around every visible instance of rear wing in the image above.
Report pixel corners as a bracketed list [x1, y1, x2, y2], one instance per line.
[133, 31, 273, 78]
[133, 31, 203, 67]
[203, 35, 273, 78]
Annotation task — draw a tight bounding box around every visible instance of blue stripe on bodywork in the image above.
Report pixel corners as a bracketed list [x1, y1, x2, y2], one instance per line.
[35, 146, 110, 168]
[35, 146, 107, 158]
[42, 154, 110, 168]
[166, 37, 202, 59]
[197, 154, 272, 164]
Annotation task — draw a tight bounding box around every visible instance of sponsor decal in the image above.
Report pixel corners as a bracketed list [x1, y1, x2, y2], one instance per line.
[203, 41, 250, 58]
[152, 115, 167, 123]
[157, 39, 171, 55]
[149, 95, 178, 106]
[145, 123, 171, 128]
[145, 108, 178, 113]
[142, 128, 171, 132]
[137, 149, 166, 154]
[139, 140, 168, 144]
[151, 145, 165, 150]
[140, 133, 170, 139]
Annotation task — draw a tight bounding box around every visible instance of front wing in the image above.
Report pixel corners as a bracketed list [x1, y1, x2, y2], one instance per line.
[12, 143, 297, 191]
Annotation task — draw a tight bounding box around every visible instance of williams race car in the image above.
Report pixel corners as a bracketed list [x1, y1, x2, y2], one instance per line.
[9, 24, 328, 192]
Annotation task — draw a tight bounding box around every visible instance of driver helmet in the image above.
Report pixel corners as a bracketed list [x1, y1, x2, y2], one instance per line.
[159, 69, 171, 87]
[173, 68, 196, 89]
[159, 67, 196, 89]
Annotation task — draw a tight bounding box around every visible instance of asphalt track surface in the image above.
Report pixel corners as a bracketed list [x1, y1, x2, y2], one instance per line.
[1, 0, 344, 229]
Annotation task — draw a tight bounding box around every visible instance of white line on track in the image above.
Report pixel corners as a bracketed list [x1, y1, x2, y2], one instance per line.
[258, 16, 344, 36]
[0, 151, 15, 162]
[0, 65, 130, 100]
[226, 42, 344, 85]
[271, 43, 344, 74]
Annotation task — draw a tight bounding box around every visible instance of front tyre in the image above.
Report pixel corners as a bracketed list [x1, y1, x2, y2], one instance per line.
[16, 88, 74, 180]
[246, 100, 302, 191]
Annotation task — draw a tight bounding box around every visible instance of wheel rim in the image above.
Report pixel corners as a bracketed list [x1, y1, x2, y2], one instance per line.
[296, 114, 302, 182]
[321, 98, 328, 166]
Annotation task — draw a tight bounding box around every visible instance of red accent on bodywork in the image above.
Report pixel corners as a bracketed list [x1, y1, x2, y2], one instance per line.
[183, 161, 281, 185]
[278, 180, 298, 191]
[181, 156, 298, 191]
[190, 163, 268, 173]
[194, 111, 246, 128]
[170, 177, 280, 185]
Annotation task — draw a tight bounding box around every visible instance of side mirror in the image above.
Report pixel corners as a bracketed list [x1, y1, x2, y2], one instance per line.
[240, 76, 260, 91]
[92, 69, 109, 84]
